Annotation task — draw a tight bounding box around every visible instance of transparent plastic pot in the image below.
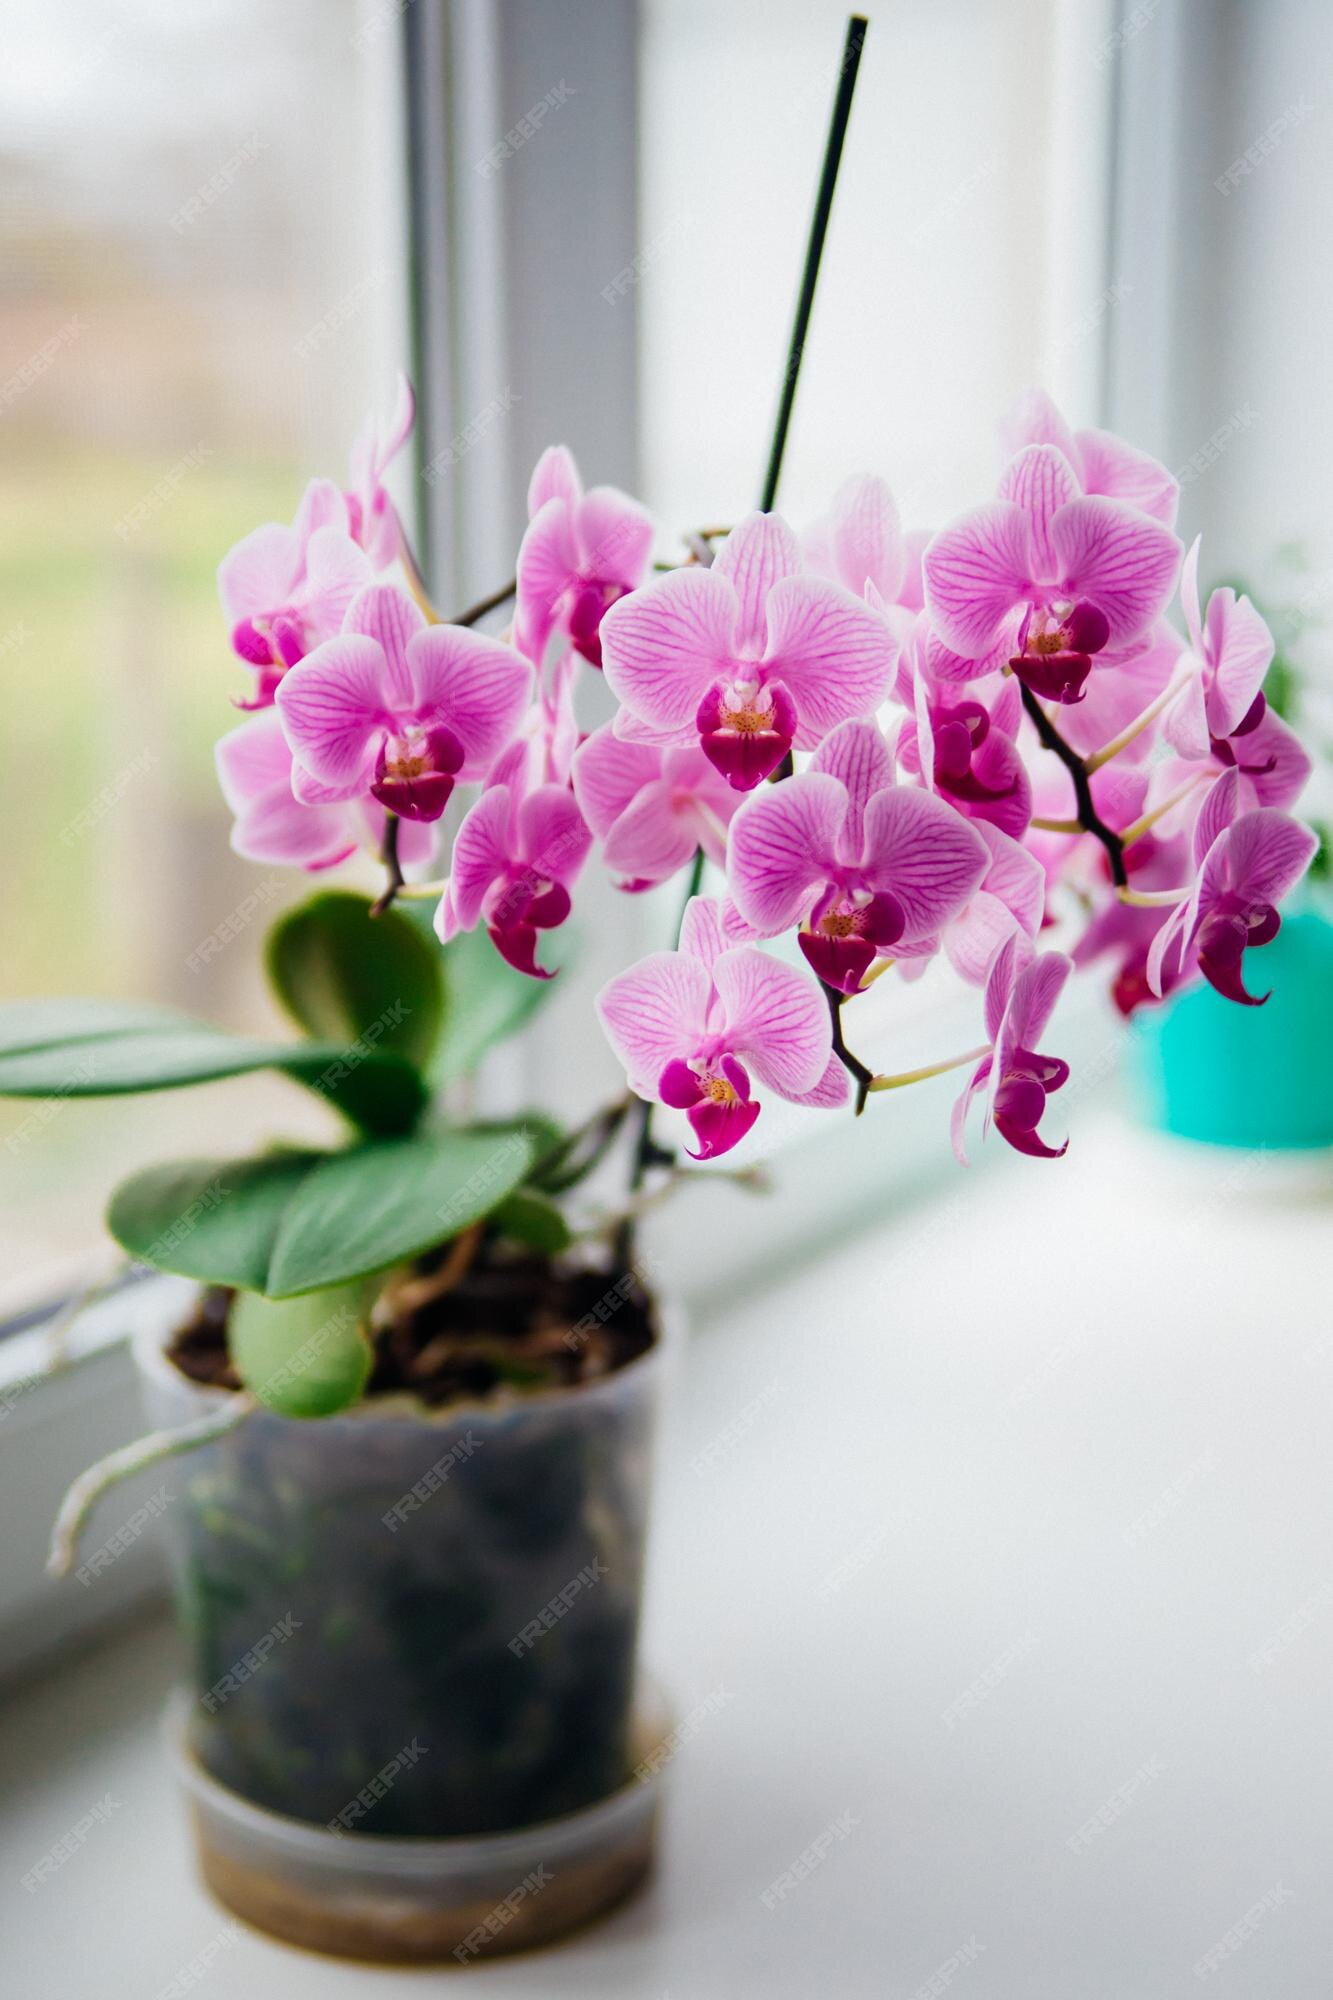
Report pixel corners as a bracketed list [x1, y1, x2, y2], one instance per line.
[133, 1285, 674, 1962]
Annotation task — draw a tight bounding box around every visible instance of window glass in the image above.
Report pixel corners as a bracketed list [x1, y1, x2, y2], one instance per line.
[0, 0, 404, 1293]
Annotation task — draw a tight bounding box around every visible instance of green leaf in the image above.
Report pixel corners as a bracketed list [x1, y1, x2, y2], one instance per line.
[107, 1129, 537, 1298]
[265, 890, 444, 1074]
[397, 912, 569, 1082]
[0, 999, 425, 1135]
[230, 1282, 373, 1418]
[489, 1189, 572, 1255]
[265, 1129, 536, 1296]
[108, 1152, 318, 1292]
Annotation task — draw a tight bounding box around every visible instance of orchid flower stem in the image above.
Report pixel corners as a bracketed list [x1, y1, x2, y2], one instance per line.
[1083, 668, 1196, 774]
[395, 878, 449, 900]
[533, 1095, 633, 1195]
[1117, 883, 1193, 908]
[1028, 815, 1084, 834]
[453, 577, 517, 628]
[858, 957, 894, 989]
[48, 1396, 255, 1579]
[1019, 683, 1128, 886]
[370, 811, 404, 917]
[824, 982, 875, 1114]
[1118, 772, 1211, 849]
[867, 1045, 990, 1093]
[588, 1162, 772, 1242]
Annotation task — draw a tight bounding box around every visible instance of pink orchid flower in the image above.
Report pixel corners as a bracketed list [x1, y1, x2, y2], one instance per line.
[952, 935, 1073, 1163]
[434, 712, 592, 979]
[215, 708, 435, 873]
[600, 512, 896, 790]
[572, 724, 739, 890]
[515, 446, 655, 669]
[1157, 538, 1311, 814]
[895, 629, 1033, 841]
[346, 373, 415, 568]
[1048, 620, 1183, 762]
[597, 897, 844, 1158]
[218, 480, 372, 707]
[922, 443, 1182, 700]
[1002, 388, 1180, 528]
[275, 583, 531, 822]
[1147, 774, 1318, 1007]
[726, 720, 990, 995]
[804, 474, 907, 601]
[1072, 823, 1191, 1015]
[897, 822, 1046, 988]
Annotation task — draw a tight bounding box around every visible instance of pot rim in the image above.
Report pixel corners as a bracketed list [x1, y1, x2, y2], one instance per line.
[132, 1272, 680, 1426]
[166, 1685, 671, 1873]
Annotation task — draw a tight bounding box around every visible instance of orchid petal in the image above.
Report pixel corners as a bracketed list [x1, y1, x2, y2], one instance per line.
[218, 521, 299, 626]
[575, 486, 654, 588]
[596, 952, 714, 1098]
[443, 786, 514, 933]
[1075, 426, 1180, 528]
[515, 496, 579, 664]
[826, 474, 905, 601]
[711, 947, 830, 1098]
[1001, 388, 1079, 466]
[860, 786, 990, 941]
[951, 1054, 993, 1166]
[761, 576, 896, 740]
[215, 709, 294, 815]
[303, 528, 374, 641]
[571, 724, 661, 835]
[601, 784, 700, 885]
[922, 500, 1033, 659]
[601, 567, 740, 734]
[1191, 770, 1242, 869]
[1223, 808, 1319, 907]
[515, 785, 591, 885]
[712, 512, 800, 652]
[787, 1053, 851, 1109]
[406, 625, 532, 778]
[679, 895, 732, 971]
[342, 584, 422, 705]
[1204, 588, 1275, 738]
[999, 952, 1072, 1074]
[1049, 496, 1181, 645]
[527, 445, 581, 517]
[810, 719, 895, 851]
[275, 636, 390, 793]
[997, 444, 1079, 578]
[726, 772, 848, 935]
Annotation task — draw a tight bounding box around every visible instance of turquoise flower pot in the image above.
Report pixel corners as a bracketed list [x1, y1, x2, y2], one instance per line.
[1126, 907, 1333, 1149]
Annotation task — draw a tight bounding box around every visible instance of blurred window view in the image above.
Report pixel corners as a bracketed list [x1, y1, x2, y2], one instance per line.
[0, 0, 404, 1292]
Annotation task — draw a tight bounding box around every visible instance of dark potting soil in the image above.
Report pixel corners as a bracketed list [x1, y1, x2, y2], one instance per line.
[166, 1247, 656, 1407]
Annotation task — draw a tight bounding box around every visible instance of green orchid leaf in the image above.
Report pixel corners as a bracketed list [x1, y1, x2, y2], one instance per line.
[265, 890, 444, 1074]
[107, 1152, 319, 1293]
[0, 998, 426, 1136]
[264, 1128, 536, 1296]
[108, 1129, 537, 1299]
[488, 1189, 572, 1255]
[230, 1281, 374, 1418]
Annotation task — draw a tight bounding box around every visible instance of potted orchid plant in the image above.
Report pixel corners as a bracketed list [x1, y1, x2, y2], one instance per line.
[0, 17, 1321, 1969]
